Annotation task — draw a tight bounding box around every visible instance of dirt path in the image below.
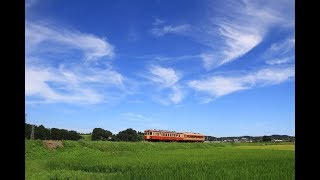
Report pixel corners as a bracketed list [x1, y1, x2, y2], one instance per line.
[43, 140, 63, 150]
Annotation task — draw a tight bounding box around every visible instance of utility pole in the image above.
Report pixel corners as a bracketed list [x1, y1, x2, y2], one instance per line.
[31, 125, 35, 140]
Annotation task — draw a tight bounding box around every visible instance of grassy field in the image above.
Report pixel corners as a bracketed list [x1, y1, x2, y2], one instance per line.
[26, 140, 295, 179]
[80, 134, 92, 141]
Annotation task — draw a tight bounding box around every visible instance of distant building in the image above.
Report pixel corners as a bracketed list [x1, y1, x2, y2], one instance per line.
[272, 139, 283, 142]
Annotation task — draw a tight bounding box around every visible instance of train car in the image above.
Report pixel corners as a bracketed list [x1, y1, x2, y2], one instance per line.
[144, 129, 205, 142]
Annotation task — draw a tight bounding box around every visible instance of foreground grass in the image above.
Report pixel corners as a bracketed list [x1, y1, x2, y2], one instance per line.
[26, 140, 294, 180]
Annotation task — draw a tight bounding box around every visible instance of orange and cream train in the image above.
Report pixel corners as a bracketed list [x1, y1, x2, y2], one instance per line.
[144, 129, 205, 142]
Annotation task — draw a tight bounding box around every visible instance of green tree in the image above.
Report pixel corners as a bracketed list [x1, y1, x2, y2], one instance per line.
[35, 125, 49, 140]
[50, 128, 61, 140]
[25, 123, 32, 139]
[68, 130, 82, 140]
[137, 131, 145, 141]
[116, 128, 140, 142]
[91, 128, 112, 141]
[262, 136, 272, 142]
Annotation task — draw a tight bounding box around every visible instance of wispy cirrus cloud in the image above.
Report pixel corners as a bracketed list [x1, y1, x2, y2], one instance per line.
[198, 0, 293, 70]
[26, 64, 124, 104]
[147, 65, 184, 104]
[188, 66, 294, 101]
[265, 36, 295, 65]
[169, 85, 184, 104]
[26, 0, 38, 8]
[148, 65, 180, 87]
[153, 18, 165, 26]
[26, 21, 114, 61]
[25, 21, 127, 105]
[267, 37, 295, 55]
[151, 24, 190, 37]
[266, 57, 293, 65]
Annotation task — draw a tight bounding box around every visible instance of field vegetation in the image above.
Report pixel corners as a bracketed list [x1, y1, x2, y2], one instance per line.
[26, 140, 294, 179]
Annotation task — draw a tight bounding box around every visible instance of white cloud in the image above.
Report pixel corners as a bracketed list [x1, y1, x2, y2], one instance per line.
[26, 0, 38, 8]
[266, 57, 292, 65]
[263, 36, 295, 65]
[25, 20, 127, 105]
[253, 67, 295, 84]
[188, 66, 294, 99]
[25, 21, 114, 61]
[169, 86, 184, 104]
[149, 65, 180, 87]
[147, 65, 184, 104]
[189, 76, 248, 97]
[25, 64, 124, 104]
[265, 37, 295, 58]
[153, 18, 165, 26]
[200, 53, 215, 70]
[151, 24, 190, 37]
[218, 24, 262, 64]
[199, 0, 292, 69]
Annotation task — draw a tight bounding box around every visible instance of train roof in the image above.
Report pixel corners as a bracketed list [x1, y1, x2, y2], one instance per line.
[144, 129, 204, 136]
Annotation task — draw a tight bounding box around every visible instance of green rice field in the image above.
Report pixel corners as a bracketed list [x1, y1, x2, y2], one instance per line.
[26, 140, 295, 179]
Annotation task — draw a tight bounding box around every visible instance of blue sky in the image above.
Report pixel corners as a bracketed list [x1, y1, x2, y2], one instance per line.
[25, 0, 295, 137]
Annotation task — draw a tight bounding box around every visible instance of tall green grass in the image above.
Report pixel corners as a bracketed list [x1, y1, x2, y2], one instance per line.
[26, 140, 294, 179]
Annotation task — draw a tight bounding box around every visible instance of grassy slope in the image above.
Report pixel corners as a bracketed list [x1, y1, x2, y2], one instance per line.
[80, 134, 92, 141]
[26, 140, 295, 180]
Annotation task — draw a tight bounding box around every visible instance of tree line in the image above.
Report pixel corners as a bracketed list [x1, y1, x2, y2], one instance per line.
[25, 123, 294, 142]
[25, 123, 82, 140]
[91, 128, 144, 142]
[25, 123, 144, 142]
[205, 135, 295, 142]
